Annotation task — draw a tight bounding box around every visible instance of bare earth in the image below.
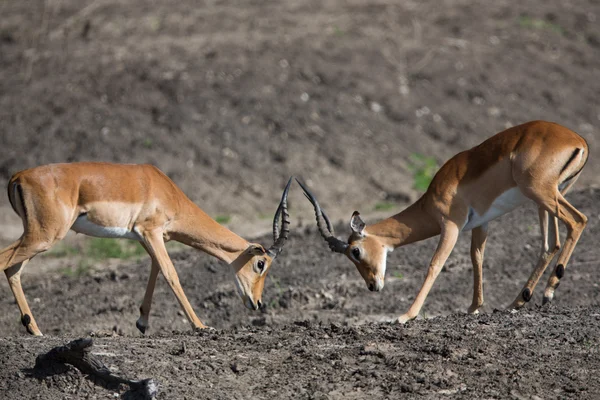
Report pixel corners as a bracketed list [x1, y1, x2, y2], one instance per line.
[1, 0, 599, 399]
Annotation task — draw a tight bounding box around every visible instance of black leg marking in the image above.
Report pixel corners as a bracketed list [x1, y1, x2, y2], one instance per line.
[136, 320, 147, 334]
[21, 314, 35, 334]
[522, 288, 532, 302]
[542, 295, 551, 305]
[555, 264, 565, 279]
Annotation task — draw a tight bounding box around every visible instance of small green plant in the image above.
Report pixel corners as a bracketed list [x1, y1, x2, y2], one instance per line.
[166, 241, 186, 253]
[518, 16, 564, 35]
[215, 215, 231, 224]
[374, 202, 396, 212]
[60, 260, 92, 277]
[88, 238, 123, 259]
[142, 138, 153, 148]
[87, 238, 146, 260]
[332, 25, 345, 36]
[46, 242, 79, 258]
[392, 271, 404, 279]
[408, 153, 438, 192]
[147, 15, 162, 32]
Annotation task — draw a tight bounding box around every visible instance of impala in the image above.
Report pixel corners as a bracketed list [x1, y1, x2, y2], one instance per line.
[299, 120, 588, 323]
[0, 162, 292, 335]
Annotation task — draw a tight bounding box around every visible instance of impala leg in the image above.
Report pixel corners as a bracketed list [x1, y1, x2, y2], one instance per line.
[136, 254, 160, 334]
[468, 223, 488, 314]
[4, 260, 43, 336]
[510, 209, 561, 309]
[141, 230, 208, 330]
[542, 194, 587, 304]
[1, 238, 54, 336]
[397, 222, 459, 323]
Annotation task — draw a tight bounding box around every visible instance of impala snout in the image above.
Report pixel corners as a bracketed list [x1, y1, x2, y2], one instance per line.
[368, 277, 384, 292]
[236, 282, 261, 311]
[243, 296, 261, 311]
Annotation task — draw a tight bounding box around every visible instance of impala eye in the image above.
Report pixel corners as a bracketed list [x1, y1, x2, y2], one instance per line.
[257, 260, 265, 272]
[352, 248, 361, 260]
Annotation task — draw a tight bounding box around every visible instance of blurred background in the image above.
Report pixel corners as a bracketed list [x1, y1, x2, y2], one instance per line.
[1, 0, 599, 240]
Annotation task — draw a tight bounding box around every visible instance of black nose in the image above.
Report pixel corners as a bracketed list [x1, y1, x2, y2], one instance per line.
[256, 300, 263, 309]
[368, 283, 375, 292]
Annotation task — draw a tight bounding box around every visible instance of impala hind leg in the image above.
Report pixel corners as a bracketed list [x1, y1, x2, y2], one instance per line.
[542, 193, 587, 304]
[141, 230, 208, 331]
[0, 238, 57, 336]
[468, 224, 488, 314]
[4, 259, 42, 335]
[510, 209, 561, 309]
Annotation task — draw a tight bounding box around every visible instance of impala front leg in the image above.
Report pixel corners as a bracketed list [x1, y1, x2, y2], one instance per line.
[397, 222, 459, 323]
[142, 230, 208, 331]
[136, 255, 160, 334]
[468, 223, 488, 314]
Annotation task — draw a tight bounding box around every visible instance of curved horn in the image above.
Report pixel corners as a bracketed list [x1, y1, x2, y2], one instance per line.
[266, 177, 293, 258]
[295, 178, 349, 254]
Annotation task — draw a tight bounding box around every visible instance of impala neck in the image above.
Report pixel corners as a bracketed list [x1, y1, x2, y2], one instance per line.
[366, 198, 440, 249]
[170, 200, 251, 264]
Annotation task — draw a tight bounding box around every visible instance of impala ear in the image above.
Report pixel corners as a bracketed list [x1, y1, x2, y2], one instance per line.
[247, 244, 266, 256]
[350, 211, 366, 235]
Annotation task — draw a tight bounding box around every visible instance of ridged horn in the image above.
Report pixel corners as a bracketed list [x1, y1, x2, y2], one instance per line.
[295, 178, 349, 254]
[266, 177, 293, 258]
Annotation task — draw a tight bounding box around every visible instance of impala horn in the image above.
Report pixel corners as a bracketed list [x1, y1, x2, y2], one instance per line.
[266, 177, 293, 258]
[295, 178, 349, 254]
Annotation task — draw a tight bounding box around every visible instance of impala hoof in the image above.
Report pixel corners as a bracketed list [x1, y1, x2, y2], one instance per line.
[194, 325, 215, 333]
[21, 314, 42, 336]
[136, 320, 147, 334]
[396, 314, 413, 324]
[543, 287, 555, 305]
[542, 292, 554, 305]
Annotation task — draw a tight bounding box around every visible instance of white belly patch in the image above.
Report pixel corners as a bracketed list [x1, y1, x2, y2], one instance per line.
[462, 187, 529, 231]
[71, 214, 141, 240]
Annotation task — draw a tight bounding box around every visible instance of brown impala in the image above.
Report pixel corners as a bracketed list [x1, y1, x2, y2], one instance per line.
[299, 121, 588, 323]
[0, 162, 292, 335]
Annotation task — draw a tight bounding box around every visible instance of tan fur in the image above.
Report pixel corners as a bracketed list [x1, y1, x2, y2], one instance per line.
[1, 162, 280, 335]
[336, 121, 588, 322]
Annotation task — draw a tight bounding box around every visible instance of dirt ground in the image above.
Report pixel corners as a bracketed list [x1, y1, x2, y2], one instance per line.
[0, 189, 599, 399]
[1, 0, 600, 399]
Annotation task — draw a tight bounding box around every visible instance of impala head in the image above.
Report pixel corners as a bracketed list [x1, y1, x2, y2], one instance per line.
[344, 211, 389, 292]
[233, 177, 292, 311]
[297, 179, 388, 292]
